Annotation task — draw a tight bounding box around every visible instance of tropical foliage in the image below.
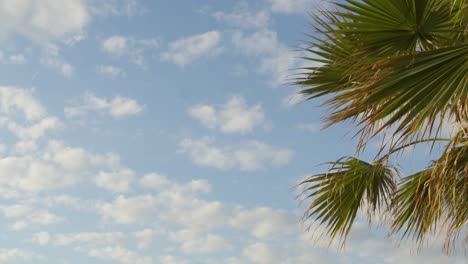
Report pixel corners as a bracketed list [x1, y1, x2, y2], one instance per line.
[295, 0, 467, 253]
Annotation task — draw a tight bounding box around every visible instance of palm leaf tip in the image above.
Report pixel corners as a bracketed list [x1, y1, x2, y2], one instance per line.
[299, 157, 397, 246]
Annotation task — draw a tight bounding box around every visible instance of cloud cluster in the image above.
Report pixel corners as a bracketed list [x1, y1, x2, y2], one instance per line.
[189, 96, 266, 134]
[268, 0, 325, 14]
[0, 86, 62, 139]
[101, 35, 159, 67]
[0, 0, 89, 42]
[96, 65, 126, 78]
[161, 31, 222, 67]
[64, 93, 144, 119]
[179, 138, 293, 171]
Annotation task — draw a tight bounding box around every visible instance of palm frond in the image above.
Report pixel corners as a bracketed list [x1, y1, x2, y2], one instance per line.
[391, 135, 468, 253]
[299, 157, 397, 245]
[296, 0, 468, 152]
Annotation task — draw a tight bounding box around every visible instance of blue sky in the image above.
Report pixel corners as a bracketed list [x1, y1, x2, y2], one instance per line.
[0, 0, 464, 263]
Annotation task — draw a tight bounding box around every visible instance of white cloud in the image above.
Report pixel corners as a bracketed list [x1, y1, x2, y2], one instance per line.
[179, 138, 294, 171]
[0, 86, 47, 120]
[170, 229, 231, 254]
[243, 243, 285, 264]
[161, 31, 222, 66]
[64, 93, 144, 119]
[139, 173, 170, 190]
[0, 53, 27, 64]
[9, 54, 26, 64]
[268, 0, 325, 14]
[88, 0, 144, 17]
[30, 232, 50, 246]
[101, 35, 159, 66]
[0, 0, 89, 42]
[102, 35, 128, 56]
[94, 169, 135, 192]
[296, 122, 321, 133]
[11, 140, 37, 154]
[40, 44, 75, 78]
[87, 246, 152, 264]
[154, 180, 229, 230]
[96, 65, 125, 78]
[98, 195, 156, 224]
[6, 116, 62, 139]
[0, 204, 32, 218]
[54, 232, 125, 246]
[214, 6, 270, 29]
[133, 228, 166, 250]
[43, 140, 120, 172]
[189, 96, 265, 134]
[158, 255, 190, 264]
[0, 140, 121, 198]
[0, 248, 43, 263]
[230, 207, 296, 239]
[0, 157, 76, 193]
[1, 204, 62, 230]
[232, 29, 299, 86]
[0, 86, 62, 140]
[232, 30, 278, 57]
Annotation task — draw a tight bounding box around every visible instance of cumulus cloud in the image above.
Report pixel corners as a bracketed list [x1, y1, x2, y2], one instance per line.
[30, 232, 50, 246]
[170, 229, 231, 254]
[101, 35, 159, 66]
[232, 29, 301, 86]
[189, 96, 266, 134]
[133, 228, 166, 250]
[161, 31, 222, 66]
[98, 195, 156, 224]
[54, 232, 125, 246]
[0, 86, 47, 120]
[0, 86, 62, 139]
[88, 0, 144, 17]
[0, 52, 26, 64]
[5, 117, 62, 139]
[94, 169, 136, 192]
[0, 248, 43, 263]
[243, 243, 285, 264]
[213, 5, 270, 29]
[0, 0, 89, 42]
[230, 207, 296, 238]
[179, 138, 294, 171]
[96, 65, 125, 78]
[268, 0, 326, 14]
[102, 35, 128, 56]
[0, 204, 63, 230]
[40, 44, 75, 78]
[296, 122, 321, 133]
[0, 139, 121, 199]
[64, 93, 144, 119]
[139, 173, 170, 190]
[87, 246, 152, 264]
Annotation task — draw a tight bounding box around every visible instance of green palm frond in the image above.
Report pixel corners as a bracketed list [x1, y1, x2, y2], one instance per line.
[295, 0, 468, 150]
[295, 0, 467, 253]
[333, 44, 468, 147]
[299, 157, 397, 245]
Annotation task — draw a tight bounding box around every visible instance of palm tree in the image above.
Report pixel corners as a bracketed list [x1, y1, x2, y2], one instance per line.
[295, 0, 467, 253]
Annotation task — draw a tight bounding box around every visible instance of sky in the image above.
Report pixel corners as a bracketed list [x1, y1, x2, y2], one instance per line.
[0, 0, 465, 263]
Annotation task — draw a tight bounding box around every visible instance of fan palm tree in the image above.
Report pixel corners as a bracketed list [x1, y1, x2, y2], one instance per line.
[295, 0, 467, 253]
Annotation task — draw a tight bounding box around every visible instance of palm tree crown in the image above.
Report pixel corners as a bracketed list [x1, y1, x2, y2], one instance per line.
[295, 0, 467, 253]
